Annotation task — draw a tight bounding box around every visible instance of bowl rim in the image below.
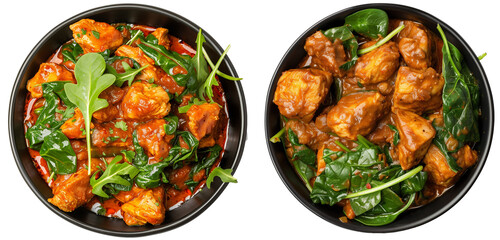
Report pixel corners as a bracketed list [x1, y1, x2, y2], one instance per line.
[9, 3, 247, 237]
[264, 3, 494, 233]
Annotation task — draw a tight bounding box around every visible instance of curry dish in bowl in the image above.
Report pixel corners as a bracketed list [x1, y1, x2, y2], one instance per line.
[268, 7, 487, 227]
[22, 17, 240, 227]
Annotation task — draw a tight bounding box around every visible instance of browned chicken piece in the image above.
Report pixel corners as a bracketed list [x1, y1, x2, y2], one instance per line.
[121, 187, 165, 226]
[156, 70, 186, 96]
[92, 85, 126, 122]
[48, 168, 94, 212]
[285, 119, 351, 151]
[424, 144, 478, 187]
[394, 109, 435, 170]
[115, 45, 158, 81]
[327, 92, 389, 140]
[27, 63, 75, 98]
[121, 82, 171, 120]
[150, 27, 170, 49]
[61, 108, 86, 139]
[136, 119, 173, 161]
[92, 121, 133, 148]
[273, 68, 333, 122]
[304, 31, 347, 78]
[113, 185, 145, 203]
[71, 140, 88, 162]
[354, 41, 400, 85]
[69, 19, 123, 53]
[395, 20, 432, 70]
[393, 67, 444, 114]
[186, 103, 220, 140]
[366, 113, 396, 146]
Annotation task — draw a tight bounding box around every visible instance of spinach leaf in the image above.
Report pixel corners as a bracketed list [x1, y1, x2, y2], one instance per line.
[437, 25, 480, 143]
[106, 61, 148, 87]
[138, 41, 197, 90]
[345, 9, 388, 39]
[102, 175, 134, 196]
[163, 115, 179, 135]
[64, 53, 116, 175]
[90, 156, 139, 198]
[206, 167, 237, 189]
[364, 185, 404, 215]
[39, 130, 77, 174]
[135, 161, 170, 189]
[323, 26, 359, 70]
[432, 123, 462, 172]
[177, 98, 207, 114]
[349, 169, 380, 216]
[132, 130, 149, 167]
[355, 193, 415, 226]
[400, 171, 427, 196]
[61, 41, 83, 63]
[25, 81, 74, 150]
[165, 131, 199, 165]
[190, 144, 222, 176]
[310, 153, 350, 205]
[293, 160, 316, 192]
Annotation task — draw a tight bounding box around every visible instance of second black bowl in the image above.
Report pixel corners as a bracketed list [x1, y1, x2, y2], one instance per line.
[265, 3, 493, 233]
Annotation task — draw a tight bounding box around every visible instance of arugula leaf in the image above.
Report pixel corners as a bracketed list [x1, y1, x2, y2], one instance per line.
[200, 45, 231, 102]
[90, 156, 139, 198]
[190, 145, 223, 177]
[202, 47, 243, 81]
[206, 167, 237, 189]
[165, 131, 199, 165]
[106, 61, 148, 87]
[64, 53, 116, 175]
[191, 29, 210, 85]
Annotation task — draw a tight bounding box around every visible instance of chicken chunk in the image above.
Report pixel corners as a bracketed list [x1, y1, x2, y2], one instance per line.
[273, 68, 333, 122]
[186, 103, 220, 140]
[92, 120, 133, 148]
[69, 19, 123, 53]
[61, 108, 86, 139]
[48, 168, 94, 212]
[354, 41, 400, 85]
[395, 20, 432, 70]
[327, 92, 389, 140]
[394, 109, 435, 170]
[121, 187, 165, 226]
[136, 119, 174, 161]
[393, 67, 444, 114]
[304, 31, 347, 78]
[424, 144, 478, 187]
[27, 63, 75, 98]
[92, 85, 125, 122]
[286, 119, 351, 151]
[121, 82, 171, 120]
[115, 45, 158, 81]
[150, 27, 170, 49]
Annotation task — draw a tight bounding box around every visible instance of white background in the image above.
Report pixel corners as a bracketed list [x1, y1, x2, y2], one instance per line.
[1, 0, 497, 239]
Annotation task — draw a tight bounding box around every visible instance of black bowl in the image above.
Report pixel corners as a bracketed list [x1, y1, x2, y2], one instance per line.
[265, 3, 493, 233]
[9, 4, 246, 237]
